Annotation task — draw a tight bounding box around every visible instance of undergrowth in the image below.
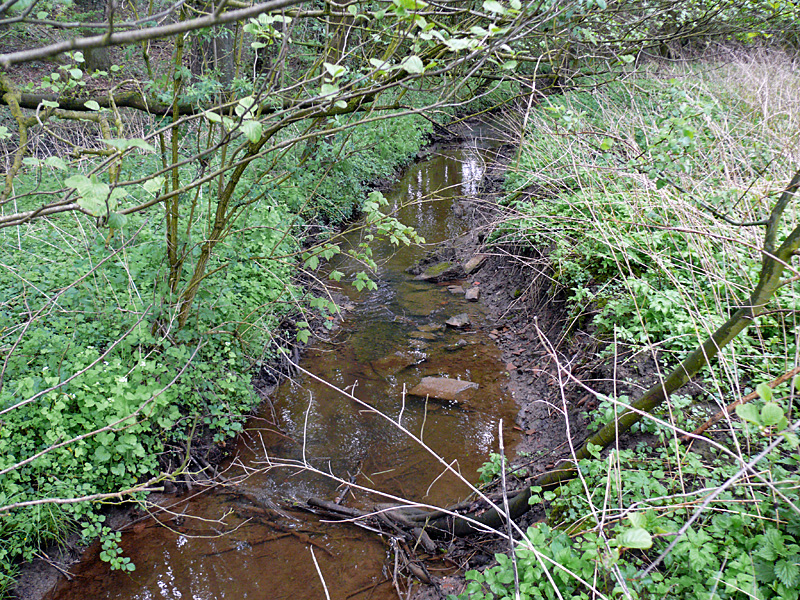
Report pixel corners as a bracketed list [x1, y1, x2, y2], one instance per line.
[0, 84, 461, 591]
[468, 51, 800, 600]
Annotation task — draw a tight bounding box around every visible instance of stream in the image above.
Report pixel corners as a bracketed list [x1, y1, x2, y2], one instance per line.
[51, 124, 519, 600]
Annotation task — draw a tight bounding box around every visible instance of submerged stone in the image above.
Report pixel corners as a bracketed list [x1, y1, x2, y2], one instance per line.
[371, 351, 423, 378]
[446, 313, 471, 328]
[408, 376, 478, 402]
[465, 287, 480, 301]
[409, 330, 438, 340]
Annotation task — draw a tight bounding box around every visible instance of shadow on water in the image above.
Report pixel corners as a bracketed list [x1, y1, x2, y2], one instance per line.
[52, 126, 519, 600]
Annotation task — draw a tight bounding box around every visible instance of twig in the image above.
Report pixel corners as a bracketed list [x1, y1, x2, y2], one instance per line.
[310, 546, 331, 600]
[499, 420, 521, 600]
[682, 365, 800, 441]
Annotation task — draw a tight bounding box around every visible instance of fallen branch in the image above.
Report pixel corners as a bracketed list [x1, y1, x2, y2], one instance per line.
[681, 364, 800, 441]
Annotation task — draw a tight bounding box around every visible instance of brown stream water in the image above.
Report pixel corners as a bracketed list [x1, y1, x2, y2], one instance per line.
[51, 127, 519, 600]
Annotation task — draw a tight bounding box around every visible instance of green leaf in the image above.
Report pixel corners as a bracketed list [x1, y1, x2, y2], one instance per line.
[241, 120, 263, 143]
[616, 528, 652, 549]
[628, 513, 646, 529]
[104, 138, 155, 152]
[761, 402, 784, 427]
[251, 41, 267, 49]
[45, 156, 67, 170]
[775, 559, 799, 587]
[736, 403, 761, 425]
[69, 68, 83, 79]
[756, 382, 773, 402]
[501, 60, 518, 70]
[41, 99, 59, 108]
[95, 446, 111, 462]
[323, 62, 348, 79]
[329, 270, 344, 282]
[444, 38, 473, 52]
[107, 212, 127, 229]
[23, 156, 40, 167]
[304, 254, 320, 270]
[204, 110, 222, 123]
[400, 55, 424, 74]
[334, 100, 348, 109]
[143, 175, 165, 194]
[84, 100, 101, 111]
[235, 96, 257, 118]
[369, 58, 392, 70]
[620, 55, 635, 64]
[320, 82, 339, 97]
[483, 0, 506, 13]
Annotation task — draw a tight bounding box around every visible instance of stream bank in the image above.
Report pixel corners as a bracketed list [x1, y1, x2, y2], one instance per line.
[13, 116, 626, 600]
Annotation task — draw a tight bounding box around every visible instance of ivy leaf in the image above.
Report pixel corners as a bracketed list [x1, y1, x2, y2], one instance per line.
[615, 528, 652, 549]
[241, 120, 262, 143]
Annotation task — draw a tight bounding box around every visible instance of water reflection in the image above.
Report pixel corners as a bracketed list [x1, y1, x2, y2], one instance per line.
[52, 127, 516, 600]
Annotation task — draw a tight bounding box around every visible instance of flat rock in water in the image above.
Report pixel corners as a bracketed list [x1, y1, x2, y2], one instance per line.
[370, 351, 422, 378]
[447, 285, 465, 295]
[408, 377, 478, 402]
[463, 254, 488, 275]
[409, 330, 438, 340]
[465, 286, 480, 301]
[414, 261, 466, 282]
[446, 313, 471, 328]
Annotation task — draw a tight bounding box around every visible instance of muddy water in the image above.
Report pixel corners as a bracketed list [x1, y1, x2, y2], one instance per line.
[52, 130, 518, 600]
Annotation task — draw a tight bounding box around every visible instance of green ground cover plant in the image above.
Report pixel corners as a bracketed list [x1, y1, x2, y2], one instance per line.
[466, 51, 800, 600]
[0, 97, 440, 591]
